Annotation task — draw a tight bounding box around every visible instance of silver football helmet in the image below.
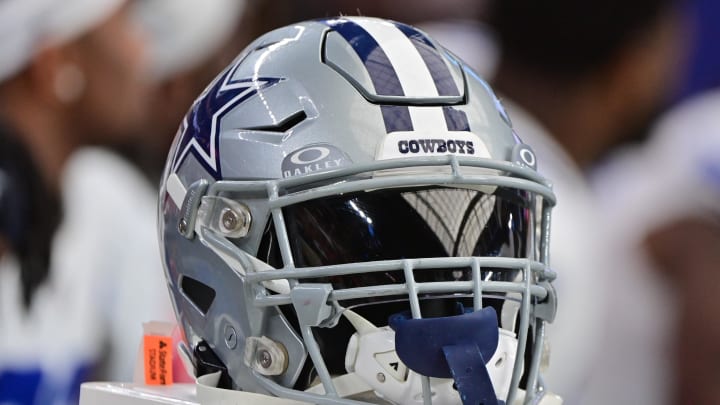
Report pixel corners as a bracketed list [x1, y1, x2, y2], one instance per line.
[159, 16, 558, 405]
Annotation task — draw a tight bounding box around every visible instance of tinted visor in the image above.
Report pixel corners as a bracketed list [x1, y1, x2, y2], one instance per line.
[261, 186, 533, 289]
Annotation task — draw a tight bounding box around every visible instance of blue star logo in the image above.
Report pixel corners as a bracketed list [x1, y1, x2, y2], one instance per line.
[170, 61, 282, 179]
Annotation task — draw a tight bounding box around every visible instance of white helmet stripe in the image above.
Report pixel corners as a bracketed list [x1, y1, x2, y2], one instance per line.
[352, 18, 439, 98]
[408, 106, 448, 134]
[353, 18, 448, 133]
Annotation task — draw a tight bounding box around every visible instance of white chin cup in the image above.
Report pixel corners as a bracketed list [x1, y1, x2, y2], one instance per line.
[344, 325, 518, 404]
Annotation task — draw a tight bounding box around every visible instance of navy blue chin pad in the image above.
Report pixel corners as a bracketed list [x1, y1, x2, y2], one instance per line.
[388, 307, 500, 379]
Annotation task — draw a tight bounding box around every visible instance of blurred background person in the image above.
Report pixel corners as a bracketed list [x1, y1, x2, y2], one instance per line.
[586, 0, 720, 403]
[591, 0, 720, 397]
[594, 88, 720, 405]
[0, 0, 169, 403]
[485, 0, 691, 403]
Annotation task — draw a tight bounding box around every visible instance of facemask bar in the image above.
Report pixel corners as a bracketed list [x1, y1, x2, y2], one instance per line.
[200, 154, 556, 404]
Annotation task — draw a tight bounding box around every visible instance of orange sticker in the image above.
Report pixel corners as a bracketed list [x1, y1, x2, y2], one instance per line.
[143, 335, 174, 385]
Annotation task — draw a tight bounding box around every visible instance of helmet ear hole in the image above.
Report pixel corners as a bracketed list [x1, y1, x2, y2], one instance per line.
[180, 276, 216, 314]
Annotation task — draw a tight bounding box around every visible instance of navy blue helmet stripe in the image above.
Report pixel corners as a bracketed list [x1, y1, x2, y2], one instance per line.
[394, 23, 460, 97]
[325, 20, 405, 97]
[381, 105, 414, 132]
[443, 106, 470, 131]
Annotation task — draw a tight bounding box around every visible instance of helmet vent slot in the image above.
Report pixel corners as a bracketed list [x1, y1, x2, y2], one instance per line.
[246, 110, 307, 133]
[181, 276, 216, 314]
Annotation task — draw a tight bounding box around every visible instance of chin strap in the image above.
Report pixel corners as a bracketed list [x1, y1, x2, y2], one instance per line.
[442, 344, 500, 405]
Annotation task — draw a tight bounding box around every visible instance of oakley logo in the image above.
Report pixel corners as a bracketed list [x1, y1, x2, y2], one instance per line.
[289, 146, 331, 165]
[398, 139, 475, 155]
[282, 144, 352, 178]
